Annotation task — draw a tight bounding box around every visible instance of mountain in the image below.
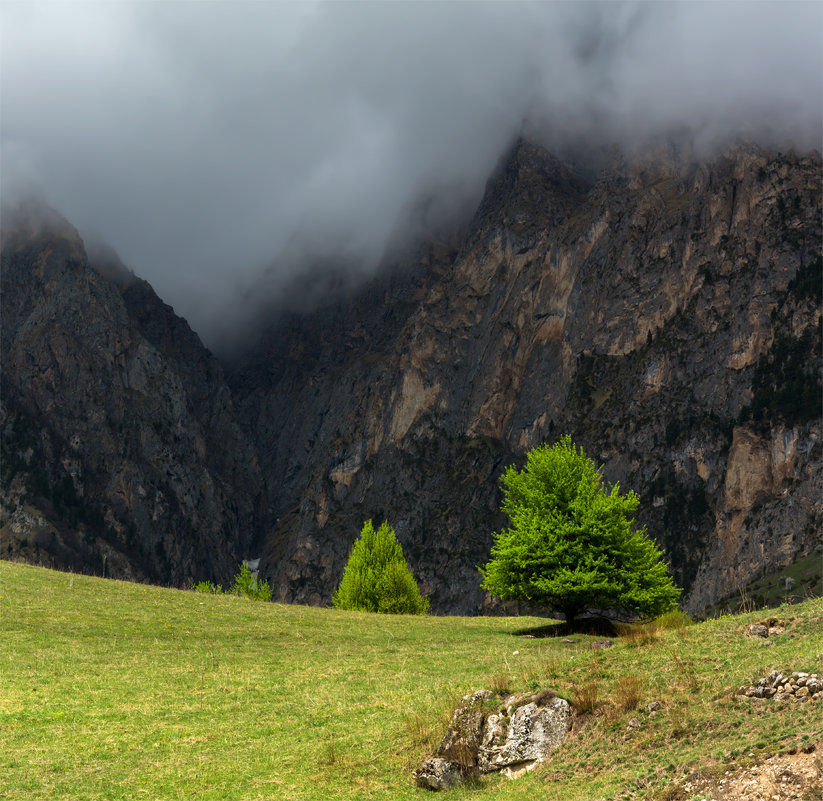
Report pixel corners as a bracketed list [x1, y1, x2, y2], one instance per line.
[229, 139, 822, 614]
[2, 138, 821, 615]
[0, 201, 266, 586]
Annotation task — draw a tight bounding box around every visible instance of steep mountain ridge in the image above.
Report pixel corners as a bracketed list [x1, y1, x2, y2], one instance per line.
[231, 139, 821, 614]
[2, 139, 820, 615]
[1, 203, 265, 585]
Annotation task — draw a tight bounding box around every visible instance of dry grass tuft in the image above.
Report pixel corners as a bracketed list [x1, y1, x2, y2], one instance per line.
[403, 710, 435, 750]
[531, 688, 558, 707]
[615, 674, 644, 712]
[616, 620, 660, 646]
[667, 704, 693, 739]
[572, 678, 600, 714]
[655, 609, 693, 631]
[669, 651, 701, 693]
[320, 738, 341, 766]
[658, 785, 687, 801]
[489, 672, 514, 697]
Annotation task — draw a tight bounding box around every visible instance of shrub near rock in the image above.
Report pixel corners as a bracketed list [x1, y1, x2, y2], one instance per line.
[230, 562, 272, 601]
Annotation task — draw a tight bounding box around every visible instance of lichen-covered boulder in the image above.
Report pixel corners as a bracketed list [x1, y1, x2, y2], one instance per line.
[415, 689, 571, 789]
[435, 690, 490, 771]
[413, 757, 463, 791]
[478, 697, 571, 778]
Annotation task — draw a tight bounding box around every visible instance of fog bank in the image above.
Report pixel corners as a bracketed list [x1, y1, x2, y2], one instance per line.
[2, 1, 820, 346]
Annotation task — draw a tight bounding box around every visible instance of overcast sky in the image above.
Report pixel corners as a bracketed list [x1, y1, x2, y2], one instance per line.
[2, 1, 821, 348]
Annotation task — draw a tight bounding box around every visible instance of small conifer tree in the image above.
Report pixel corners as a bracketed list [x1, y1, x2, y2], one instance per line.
[230, 562, 272, 601]
[332, 520, 429, 614]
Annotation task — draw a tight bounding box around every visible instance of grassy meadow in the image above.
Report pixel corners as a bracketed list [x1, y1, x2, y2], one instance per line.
[1, 560, 821, 800]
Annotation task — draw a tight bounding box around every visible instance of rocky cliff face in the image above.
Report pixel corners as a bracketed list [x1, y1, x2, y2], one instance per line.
[3, 138, 820, 616]
[1, 202, 265, 586]
[230, 139, 822, 614]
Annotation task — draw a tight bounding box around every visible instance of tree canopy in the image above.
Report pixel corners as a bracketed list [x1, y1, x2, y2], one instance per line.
[480, 435, 681, 627]
[332, 520, 429, 615]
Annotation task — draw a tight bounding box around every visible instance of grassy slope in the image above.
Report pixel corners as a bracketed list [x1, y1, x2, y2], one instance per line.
[1, 561, 821, 801]
[702, 550, 823, 619]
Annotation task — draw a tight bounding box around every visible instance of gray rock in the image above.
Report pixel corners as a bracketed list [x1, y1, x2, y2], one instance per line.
[644, 701, 663, 713]
[478, 697, 571, 775]
[417, 690, 571, 788]
[435, 690, 489, 769]
[414, 757, 463, 791]
[746, 624, 769, 638]
[481, 713, 508, 750]
[740, 671, 822, 704]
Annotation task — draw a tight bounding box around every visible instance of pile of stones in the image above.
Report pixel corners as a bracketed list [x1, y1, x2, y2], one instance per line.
[737, 670, 822, 701]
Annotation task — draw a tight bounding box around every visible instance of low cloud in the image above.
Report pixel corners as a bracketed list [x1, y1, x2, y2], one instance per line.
[2, 1, 820, 348]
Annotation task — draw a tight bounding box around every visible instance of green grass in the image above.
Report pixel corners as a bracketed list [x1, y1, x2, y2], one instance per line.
[1, 561, 821, 800]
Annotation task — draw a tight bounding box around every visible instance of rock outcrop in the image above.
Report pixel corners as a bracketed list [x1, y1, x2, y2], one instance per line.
[0, 201, 266, 586]
[414, 689, 571, 789]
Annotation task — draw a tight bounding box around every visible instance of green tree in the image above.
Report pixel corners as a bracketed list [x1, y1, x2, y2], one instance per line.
[332, 520, 429, 615]
[229, 562, 273, 601]
[480, 436, 680, 628]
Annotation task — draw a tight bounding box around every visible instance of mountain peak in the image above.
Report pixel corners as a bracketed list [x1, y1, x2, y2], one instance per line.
[0, 196, 85, 256]
[471, 138, 589, 238]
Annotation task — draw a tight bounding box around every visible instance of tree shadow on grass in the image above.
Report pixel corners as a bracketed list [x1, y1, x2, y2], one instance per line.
[512, 617, 618, 638]
[511, 620, 566, 639]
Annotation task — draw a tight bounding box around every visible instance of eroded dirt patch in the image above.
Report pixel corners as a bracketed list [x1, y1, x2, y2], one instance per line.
[680, 750, 821, 801]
